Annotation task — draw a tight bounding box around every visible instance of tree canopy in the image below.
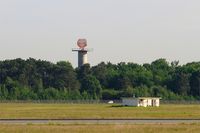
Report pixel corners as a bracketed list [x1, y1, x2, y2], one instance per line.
[0, 58, 200, 100]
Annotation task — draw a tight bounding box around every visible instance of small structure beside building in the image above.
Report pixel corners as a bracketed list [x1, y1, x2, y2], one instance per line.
[122, 97, 161, 107]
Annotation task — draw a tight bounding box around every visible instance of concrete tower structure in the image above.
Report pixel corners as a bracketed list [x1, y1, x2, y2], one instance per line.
[72, 39, 91, 67]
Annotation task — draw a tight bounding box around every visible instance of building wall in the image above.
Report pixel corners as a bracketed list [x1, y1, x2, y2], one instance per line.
[153, 99, 160, 107]
[122, 99, 138, 106]
[122, 98, 160, 107]
[139, 99, 160, 107]
[147, 99, 152, 106]
[139, 99, 148, 107]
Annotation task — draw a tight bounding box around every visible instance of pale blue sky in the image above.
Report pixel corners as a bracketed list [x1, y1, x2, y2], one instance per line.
[0, 0, 200, 67]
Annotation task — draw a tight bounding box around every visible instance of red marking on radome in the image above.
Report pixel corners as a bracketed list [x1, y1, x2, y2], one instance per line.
[77, 39, 87, 49]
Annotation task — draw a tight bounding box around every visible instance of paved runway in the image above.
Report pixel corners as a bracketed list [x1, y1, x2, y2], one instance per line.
[0, 119, 200, 124]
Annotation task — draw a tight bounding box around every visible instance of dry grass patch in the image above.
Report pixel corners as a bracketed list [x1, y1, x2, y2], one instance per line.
[0, 123, 200, 133]
[0, 103, 200, 119]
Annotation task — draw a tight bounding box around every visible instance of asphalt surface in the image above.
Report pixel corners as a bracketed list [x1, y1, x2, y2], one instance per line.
[0, 119, 200, 124]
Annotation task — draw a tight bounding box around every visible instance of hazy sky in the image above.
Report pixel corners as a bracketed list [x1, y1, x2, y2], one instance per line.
[0, 0, 200, 67]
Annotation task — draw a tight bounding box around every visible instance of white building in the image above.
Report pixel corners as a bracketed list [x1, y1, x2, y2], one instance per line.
[122, 97, 161, 107]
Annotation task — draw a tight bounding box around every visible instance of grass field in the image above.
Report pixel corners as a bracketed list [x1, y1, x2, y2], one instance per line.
[0, 103, 200, 119]
[0, 123, 200, 133]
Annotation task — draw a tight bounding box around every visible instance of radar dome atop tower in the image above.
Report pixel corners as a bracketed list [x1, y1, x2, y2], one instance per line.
[77, 39, 87, 49]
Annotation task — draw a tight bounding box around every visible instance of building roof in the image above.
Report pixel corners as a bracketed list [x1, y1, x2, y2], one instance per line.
[122, 97, 161, 100]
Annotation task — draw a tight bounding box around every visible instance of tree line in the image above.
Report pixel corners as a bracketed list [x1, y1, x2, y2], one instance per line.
[0, 58, 200, 100]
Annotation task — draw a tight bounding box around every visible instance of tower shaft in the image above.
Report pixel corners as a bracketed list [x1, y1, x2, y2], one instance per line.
[78, 51, 88, 67]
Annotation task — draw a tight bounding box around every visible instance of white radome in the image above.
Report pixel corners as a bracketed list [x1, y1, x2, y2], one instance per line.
[77, 39, 87, 49]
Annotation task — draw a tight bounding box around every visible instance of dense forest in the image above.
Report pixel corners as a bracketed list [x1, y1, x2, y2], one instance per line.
[0, 58, 200, 100]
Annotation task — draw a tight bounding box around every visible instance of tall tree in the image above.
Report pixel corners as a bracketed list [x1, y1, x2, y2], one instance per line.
[91, 62, 108, 88]
[81, 75, 102, 99]
[190, 71, 200, 97]
[172, 72, 191, 96]
[150, 59, 171, 85]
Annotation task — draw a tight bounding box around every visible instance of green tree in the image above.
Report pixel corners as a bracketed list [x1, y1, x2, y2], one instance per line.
[0, 85, 8, 99]
[81, 75, 102, 99]
[91, 62, 108, 88]
[150, 58, 171, 85]
[190, 71, 200, 97]
[54, 61, 80, 91]
[172, 72, 191, 96]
